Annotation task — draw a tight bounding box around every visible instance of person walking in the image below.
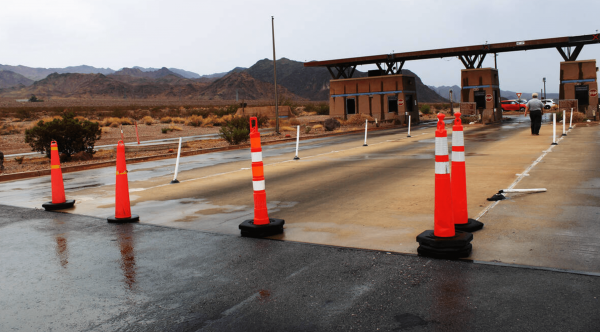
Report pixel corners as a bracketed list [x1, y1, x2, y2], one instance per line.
[524, 93, 544, 135]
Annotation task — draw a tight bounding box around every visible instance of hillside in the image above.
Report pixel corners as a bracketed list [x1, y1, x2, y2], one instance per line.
[0, 70, 34, 89]
[197, 71, 301, 101]
[246, 58, 447, 102]
[0, 64, 115, 81]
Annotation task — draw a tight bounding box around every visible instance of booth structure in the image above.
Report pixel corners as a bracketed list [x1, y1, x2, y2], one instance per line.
[559, 59, 598, 120]
[459, 68, 502, 124]
[329, 74, 419, 125]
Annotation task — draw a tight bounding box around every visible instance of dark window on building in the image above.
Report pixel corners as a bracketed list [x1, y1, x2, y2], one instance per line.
[575, 85, 589, 106]
[406, 95, 414, 113]
[474, 91, 486, 109]
[388, 97, 398, 113]
[346, 98, 356, 115]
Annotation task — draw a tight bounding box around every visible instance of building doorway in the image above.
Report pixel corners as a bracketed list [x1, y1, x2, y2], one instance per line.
[346, 98, 356, 115]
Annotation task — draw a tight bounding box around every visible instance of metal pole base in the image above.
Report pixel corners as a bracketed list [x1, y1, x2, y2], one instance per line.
[551, 142, 558, 145]
[170, 179, 180, 184]
[42, 199, 75, 211]
[363, 144, 368, 147]
[562, 134, 567, 136]
[107, 214, 140, 223]
[407, 135, 412, 138]
[293, 156, 300, 160]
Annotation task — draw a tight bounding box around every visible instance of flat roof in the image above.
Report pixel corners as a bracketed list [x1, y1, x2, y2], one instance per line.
[304, 34, 600, 68]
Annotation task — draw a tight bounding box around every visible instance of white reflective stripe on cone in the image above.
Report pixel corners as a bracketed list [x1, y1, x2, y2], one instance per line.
[435, 137, 449, 156]
[252, 180, 265, 191]
[251, 152, 263, 163]
[435, 162, 450, 174]
[452, 151, 465, 162]
[452, 131, 464, 146]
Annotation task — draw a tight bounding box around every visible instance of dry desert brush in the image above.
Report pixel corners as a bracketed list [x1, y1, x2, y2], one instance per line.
[24, 112, 101, 161]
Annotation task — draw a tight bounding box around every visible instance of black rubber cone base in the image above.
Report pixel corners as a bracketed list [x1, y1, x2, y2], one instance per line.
[487, 193, 505, 201]
[455, 218, 484, 232]
[42, 199, 75, 211]
[416, 230, 473, 259]
[170, 179, 180, 184]
[551, 142, 558, 145]
[417, 243, 472, 259]
[239, 218, 284, 238]
[107, 214, 140, 223]
[294, 156, 300, 160]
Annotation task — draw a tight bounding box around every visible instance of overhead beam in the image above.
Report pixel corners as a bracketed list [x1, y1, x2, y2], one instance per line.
[305, 33, 600, 69]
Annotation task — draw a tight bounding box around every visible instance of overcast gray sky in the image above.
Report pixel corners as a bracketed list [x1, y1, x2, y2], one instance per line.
[1, 0, 598, 93]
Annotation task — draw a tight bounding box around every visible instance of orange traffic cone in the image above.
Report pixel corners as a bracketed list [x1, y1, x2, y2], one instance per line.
[239, 117, 284, 237]
[42, 141, 75, 211]
[451, 113, 483, 232]
[416, 114, 472, 259]
[108, 140, 139, 223]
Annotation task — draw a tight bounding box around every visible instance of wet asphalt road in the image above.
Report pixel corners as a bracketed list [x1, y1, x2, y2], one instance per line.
[1, 204, 599, 332]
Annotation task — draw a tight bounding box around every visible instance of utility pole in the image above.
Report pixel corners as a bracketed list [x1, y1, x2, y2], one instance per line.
[449, 90, 454, 115]
[543, 77, 546, 100]
[272, 16, 279, 134]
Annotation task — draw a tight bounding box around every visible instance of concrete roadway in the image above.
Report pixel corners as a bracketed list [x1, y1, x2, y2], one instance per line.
[1, 114, 599, 273]
[1, 204, 599, 331]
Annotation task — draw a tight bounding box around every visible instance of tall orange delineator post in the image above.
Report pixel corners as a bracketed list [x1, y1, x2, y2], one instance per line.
[239, 117, 284, 237]
[108, 140, 139, 223]
[451, 113, 484, 232]
[42, 141, 75, 211]
[416, 114, 473, 259]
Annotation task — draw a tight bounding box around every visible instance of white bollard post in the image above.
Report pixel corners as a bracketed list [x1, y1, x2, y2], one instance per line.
[569, 108, 573, 129]
[551, 113, 558, 145]
[562, 110, 566, 136]
[171, 137, 182, 183]
[294, 125, 300, 160]
[407, 115, 412, 137]
[363, 119, 368, 146]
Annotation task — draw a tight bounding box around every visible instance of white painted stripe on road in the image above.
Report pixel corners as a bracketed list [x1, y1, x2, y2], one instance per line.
[452, 151, 465, 162]
[251, 152, 262, 162]
[474, 127, 573, 220]
[253, 180, 265, 191]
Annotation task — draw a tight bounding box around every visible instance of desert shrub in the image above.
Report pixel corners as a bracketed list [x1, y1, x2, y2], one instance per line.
[185, 115, 203, 127]
[347, 114, 374, 125]
[419, 104, 431, 114]
[24, 112, 101, 161]
[219, 116, 251, 145]
[460, 115, 477, 124]
[102, 117, 132, 127]
[0, 123, 22, 135]
[290, 118, 301, 126]
[305, 103, 329, 115]
[111, 109, 128, 118]
[161, 127, 172, 134]
[160, 116, 172, 123]
[312, 124, 323, 130]
[214, 104, 239, 117]
[433, 104, 443, 111]
[305, 126, 311, 134]
[171, 117, 186, 124]
[280, 126, 295, 132]
[109, 121, 120, 128]
[141, 116, 154, 125]
[14, 156, 24, 164]
[16, 109, 32, 120]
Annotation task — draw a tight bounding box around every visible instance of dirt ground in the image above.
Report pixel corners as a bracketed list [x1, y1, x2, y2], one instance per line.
[1, 114, 405, 175]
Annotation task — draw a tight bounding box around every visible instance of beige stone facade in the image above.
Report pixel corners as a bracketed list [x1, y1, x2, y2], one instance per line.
[559, 60, 598, 120]
[460, 68, 502, 124]
[329, 74, 419, 125]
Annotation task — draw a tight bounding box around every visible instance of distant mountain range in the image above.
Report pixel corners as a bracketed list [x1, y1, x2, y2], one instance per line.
[0, 60, 449, 102]
[429, 85, 559, 101]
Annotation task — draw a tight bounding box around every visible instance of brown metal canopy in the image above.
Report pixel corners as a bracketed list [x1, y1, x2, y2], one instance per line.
[304, 33, 600, 79]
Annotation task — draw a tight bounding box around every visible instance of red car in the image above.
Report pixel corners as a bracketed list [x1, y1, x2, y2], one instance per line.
[500, 100, 526, 112]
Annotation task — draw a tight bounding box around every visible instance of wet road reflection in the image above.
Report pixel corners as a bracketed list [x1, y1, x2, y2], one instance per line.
[114, 224, 137, 290]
